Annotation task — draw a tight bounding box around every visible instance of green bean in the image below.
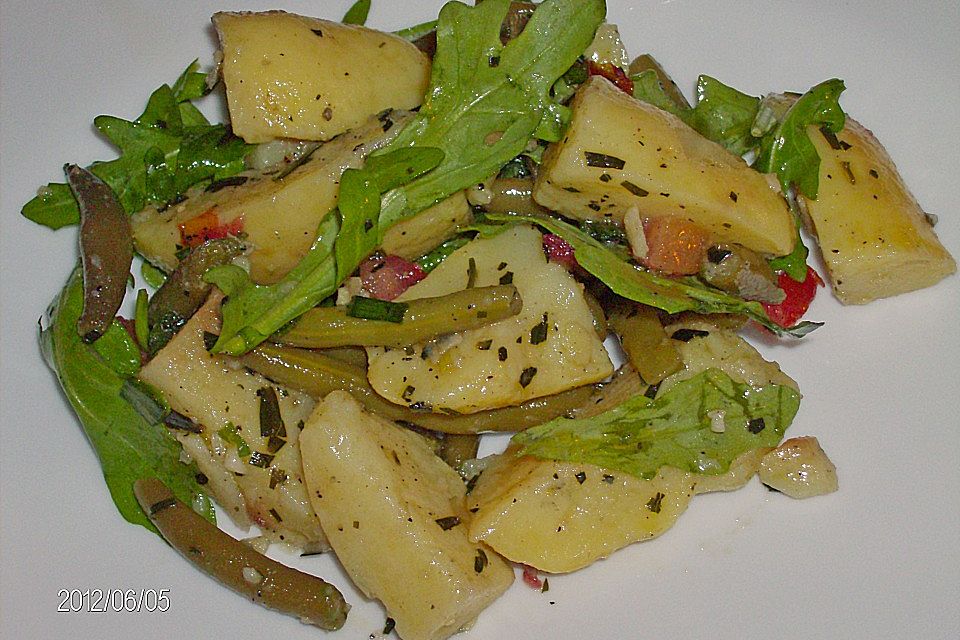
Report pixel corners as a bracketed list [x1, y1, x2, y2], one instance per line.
[240, 344, 594, 434]
[67, 164, 133, 343]
[438, 433, 480, 469]
[627, 54, 691, 110]
[146, 238, 245, 354]
[133, 477, 348, 630]
[147, 237, 244, 327]
[275, 284, 522, 349]
[483, 177, 552, 217]
[608, 304, 682, 385]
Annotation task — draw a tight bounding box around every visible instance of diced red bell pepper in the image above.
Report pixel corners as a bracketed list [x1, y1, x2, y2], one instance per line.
[178, 207, 244, 249]
[521, 564, 543, 590]
[542, 233, 578, 269]
[359, 254, 426, 301]
[762, 266, 825, 328]
[587, 60, 634, 94]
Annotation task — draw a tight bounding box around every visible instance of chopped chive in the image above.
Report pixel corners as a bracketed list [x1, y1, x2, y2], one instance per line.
[435, 515, 461, 530]
[646, 491, 665, 513]
[519, 367, 538, 388]
[585, 151, 626, 169]
[346, 295, 408, 323]
[670, 328, 709, 342]
[621, 180, 649, 197]
[134, 288, 149, 348]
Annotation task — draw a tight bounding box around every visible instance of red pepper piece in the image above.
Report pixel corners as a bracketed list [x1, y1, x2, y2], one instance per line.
[587, 60, 634, 94]
[542, 233, 578, 269]
[762, 267, 825, 328]
[178, 208, 245, 249]
[521, 564, 543, 590]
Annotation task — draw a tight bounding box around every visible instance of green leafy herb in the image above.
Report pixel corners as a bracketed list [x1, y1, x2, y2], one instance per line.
[513, 368, 800, 479]
[209, 0, 604, 356]
[91, 319, 141, 378]
[40, 269, 213, 534]
[417, 237, 470, 273]
[488, 213, 820, 337]
[22, 61, 250, 229]
[633, 73, 845, 199]
[755, 79, 846, 199]
[342, 0, 371, 25]
[347, 296, 409, 323]
[217, 425, 251, 458]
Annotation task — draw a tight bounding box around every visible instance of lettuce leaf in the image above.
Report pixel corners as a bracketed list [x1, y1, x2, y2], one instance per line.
[513, 368, 800, 479]
[40, 269, 213, 534]
[21, 62, 250, 229]
[210, 0, 605, 355]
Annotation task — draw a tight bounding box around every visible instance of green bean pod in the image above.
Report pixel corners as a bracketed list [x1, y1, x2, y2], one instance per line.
[438, 433, 481, 469]
[240, 344, 594, 434]
[275, 284, 522, 349]
[608, 304, 682, 385]
[133, 477, 348, 630]
[67, 164, 133, 343]
[147, 237, 244, 327]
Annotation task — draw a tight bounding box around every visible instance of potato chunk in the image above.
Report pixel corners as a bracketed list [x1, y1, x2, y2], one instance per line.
[133, 112, 409, 283]
[140, 293, 325, 548]
[534, 76, 795, 256]
[759, 436, 838, 499]
[366, 225, 613, 413]
[802, 118, 956, 304]
[214, 11, 429, 143]
[300, 391, 514, 640]
[468, 452, 696, 573]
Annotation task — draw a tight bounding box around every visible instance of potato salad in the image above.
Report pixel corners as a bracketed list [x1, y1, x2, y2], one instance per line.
[18, 1, 955, 639]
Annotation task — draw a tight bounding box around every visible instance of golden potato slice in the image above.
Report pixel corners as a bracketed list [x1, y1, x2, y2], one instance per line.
[214, 11, 429, 143]
[759, 436, 838, 499]
[366, 225, 613, 413]
[802, 118, 956, 304]
[300, 391, 514, 640]
[468, 452, 696, 573]
[533, 76, 795, 256]
[140, 293, 325, 548]
[132, 112, 409, 283]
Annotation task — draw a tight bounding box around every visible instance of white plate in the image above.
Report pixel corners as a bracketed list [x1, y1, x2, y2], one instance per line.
[2, 1, 958, 639]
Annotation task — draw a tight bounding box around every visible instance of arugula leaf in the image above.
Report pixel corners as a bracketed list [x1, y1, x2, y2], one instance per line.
[755, 79, 846, 199]
[342, 0, 371, 25]
[513, 368, 800, 479]
[210, 0, 604, 355]
[488, 213, 821, 337]
[41, 269, 213, 534]
[91, 320, 142, 378]
[21, 61, 250, 229]
[382, 0, 605, 222]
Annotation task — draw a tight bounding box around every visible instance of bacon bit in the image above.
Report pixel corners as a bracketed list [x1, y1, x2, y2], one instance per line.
[178, 208, 244, 249]
[359, 254, 426, 301]
[762, 266, 824, 328]
[640, 217, 709, 275]
[521, 564, 543, 590]
[587, 60, 634, 94]
[542, 233, 578, 269]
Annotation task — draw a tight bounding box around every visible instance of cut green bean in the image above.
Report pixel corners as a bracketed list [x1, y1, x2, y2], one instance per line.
[608, 304, 682, 385]
[438, 433, 480, 470]
[275, 285, 522, 349]
[148, 237, 244, 327]
[133, 477, 348, 630]
[240, 344, 594, 435]
[67, 164, 133, 343]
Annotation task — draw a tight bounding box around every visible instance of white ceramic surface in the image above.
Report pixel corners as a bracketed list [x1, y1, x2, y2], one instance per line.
[2, 2, 958, 639]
